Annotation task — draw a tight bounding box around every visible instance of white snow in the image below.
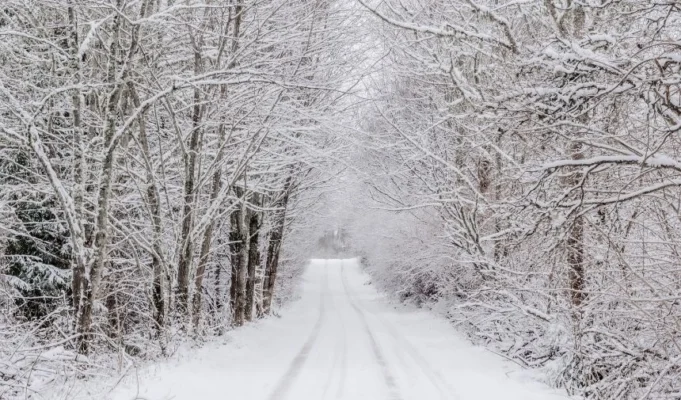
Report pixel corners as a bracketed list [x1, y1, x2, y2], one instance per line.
[99, 259, 570, 400]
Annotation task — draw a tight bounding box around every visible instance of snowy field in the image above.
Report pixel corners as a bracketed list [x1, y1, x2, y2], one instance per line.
[84, 259, 571, 400]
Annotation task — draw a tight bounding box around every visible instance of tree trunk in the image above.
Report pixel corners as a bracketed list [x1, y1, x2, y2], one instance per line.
[234, 189, 250, 326]
[75, 0, 152, 353]
[67, 1, 87, 317]
[76, 0, 125, 353]
[192, 222, 213, 329]
[245, 194, 261, 322]
[191, 118, 229, 330]
[567, 141, 585, 308]
[229, 220, 240, 314]
[177, 40, 204, 316]
[263, 178, 292, 315]
[213, 257, 224, 332]
[568, 215, 585, 307]
[229, 188, 241, 313]
[128, 82, 166, 336]
[106, 284, 120, 339]
[228, 185, 248, 325]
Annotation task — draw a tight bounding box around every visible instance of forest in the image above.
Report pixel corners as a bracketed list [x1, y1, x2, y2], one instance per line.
[1, 0, 680, 399]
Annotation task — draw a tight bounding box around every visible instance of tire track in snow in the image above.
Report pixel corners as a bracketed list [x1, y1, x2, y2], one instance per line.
[340, 260, 403, 400]
[320, 270, 346, 400]
[330, 264, 348, 400]
[346, 262, 460, 400]
[334, 301, 348, 400]
[374, 310, 460, 400]
[267, 264, 328, 400]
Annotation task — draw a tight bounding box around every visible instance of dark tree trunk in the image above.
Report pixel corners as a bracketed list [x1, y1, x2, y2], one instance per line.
[568, 216, 585, 307]
[245, 195, 261, 322]
[77, 0, 127, 352]
[234, 200, 249, 326]
[229, 208, 241, 315]
[213, 258, 225, 332]
[177, 34, 204, 316]
[192, 221, 214, 329]
[191, 121, 227, 330]
[128, 82, 165, 336]
[263, 178, 292, 315]
[229, 185, 249, 326]
[106, 285, 120, 339]
[566, 141, 586, 308]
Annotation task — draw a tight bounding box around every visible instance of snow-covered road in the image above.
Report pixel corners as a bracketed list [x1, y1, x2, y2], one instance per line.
[110, 259, 568, 400]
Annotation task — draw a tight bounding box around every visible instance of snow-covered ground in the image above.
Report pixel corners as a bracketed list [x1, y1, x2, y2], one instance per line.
[99, 259, 569, 400]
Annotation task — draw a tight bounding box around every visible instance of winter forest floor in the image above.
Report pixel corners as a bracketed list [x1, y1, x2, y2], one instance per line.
[65, 259, 571, 400]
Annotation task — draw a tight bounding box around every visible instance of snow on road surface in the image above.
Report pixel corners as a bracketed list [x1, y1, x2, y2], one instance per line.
[108, 259, 568, 400]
